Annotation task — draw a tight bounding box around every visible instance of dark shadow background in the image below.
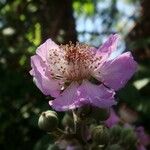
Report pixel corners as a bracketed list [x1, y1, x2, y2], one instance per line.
[0, 0, 150, 149]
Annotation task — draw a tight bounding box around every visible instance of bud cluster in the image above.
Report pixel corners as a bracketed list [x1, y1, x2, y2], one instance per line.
[37, 106, 150, 150]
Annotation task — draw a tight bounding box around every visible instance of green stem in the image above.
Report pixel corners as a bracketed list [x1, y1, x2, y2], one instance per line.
[72, 110, 78, 134]
[72, 110, 87, 145]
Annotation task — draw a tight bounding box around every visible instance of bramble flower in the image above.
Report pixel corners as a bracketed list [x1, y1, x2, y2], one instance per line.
[136, 127, 150, 150]
[105, 109, 120, 128]
[30, 34, 137, 111]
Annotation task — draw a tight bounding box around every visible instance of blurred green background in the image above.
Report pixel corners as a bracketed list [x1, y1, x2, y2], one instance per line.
[0, 0, 150, 149]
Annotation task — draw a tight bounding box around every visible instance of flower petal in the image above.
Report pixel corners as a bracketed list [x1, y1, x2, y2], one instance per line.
[49, 82, 82, 111]
[36, 38, 59, 62]
[136, 127, 150, 146]
[94, 52, 137, 90]
[30, 55, 61, 97]
[105, 109, 120, 128]
[96, 34, 119, 60]
[78, 80, 116, 108]
[49, 80, 116, 111]
[90, 34, 120, 72]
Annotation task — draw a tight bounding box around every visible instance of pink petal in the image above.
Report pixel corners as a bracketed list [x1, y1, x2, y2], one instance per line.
[96, 34, 119, 60]
[136, 126, 150, 146]
[49, 82, 82, 111]
[105, 109, 120, 128]
[90, 34, 120, 72]
[30, 55, 61, 97]
[94, 52, 137, 90]
[36, 38, 59, 62]
[78, 80, 116, 108]
[49, 80, 116, 111]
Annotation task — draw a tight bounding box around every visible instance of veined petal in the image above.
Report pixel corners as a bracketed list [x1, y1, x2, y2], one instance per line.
[78, 80, 116, 108]
[36, 38, 59, 62]
[49, 82, 82, 111]
[90, 34, 120, 72]
[94, 52, 137, 90]
[96, 34, 119, 59]
[30, 55, 61, 97]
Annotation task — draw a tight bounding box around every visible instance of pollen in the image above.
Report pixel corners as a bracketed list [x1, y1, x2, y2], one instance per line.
[47, 42, 101, 83]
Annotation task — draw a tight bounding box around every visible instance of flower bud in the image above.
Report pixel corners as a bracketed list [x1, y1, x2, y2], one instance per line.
[109, 125, 122, 143]
[120, 128, 137, 149]
[106, 144, 122, 150]
[38, 110, 58, 132]
[62, 113, 74, 128]
[91, 125, 109, 145]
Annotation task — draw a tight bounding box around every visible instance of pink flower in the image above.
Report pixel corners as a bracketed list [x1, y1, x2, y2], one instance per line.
[105, 109, 120, 128]
[30, 34, 137, 111]
[136, 126, 150, 150]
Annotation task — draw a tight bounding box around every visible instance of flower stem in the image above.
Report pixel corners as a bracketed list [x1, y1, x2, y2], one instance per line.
[72, 110, 78, 134]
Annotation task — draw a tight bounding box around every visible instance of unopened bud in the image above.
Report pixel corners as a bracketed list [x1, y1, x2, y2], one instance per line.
[106, 144, 122, 150]
[62, 113, 74, 128]
[91, 125, 109, 145]
[38, 110, 58, 132]
[120, 128, 137, 149]
[109, 125, 122, 143]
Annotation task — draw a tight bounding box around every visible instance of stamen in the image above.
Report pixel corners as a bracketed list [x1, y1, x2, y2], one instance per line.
[47, 42, 100, 82]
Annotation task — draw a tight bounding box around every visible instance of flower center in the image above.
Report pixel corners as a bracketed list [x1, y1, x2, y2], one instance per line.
[48, 42, 96, 82]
